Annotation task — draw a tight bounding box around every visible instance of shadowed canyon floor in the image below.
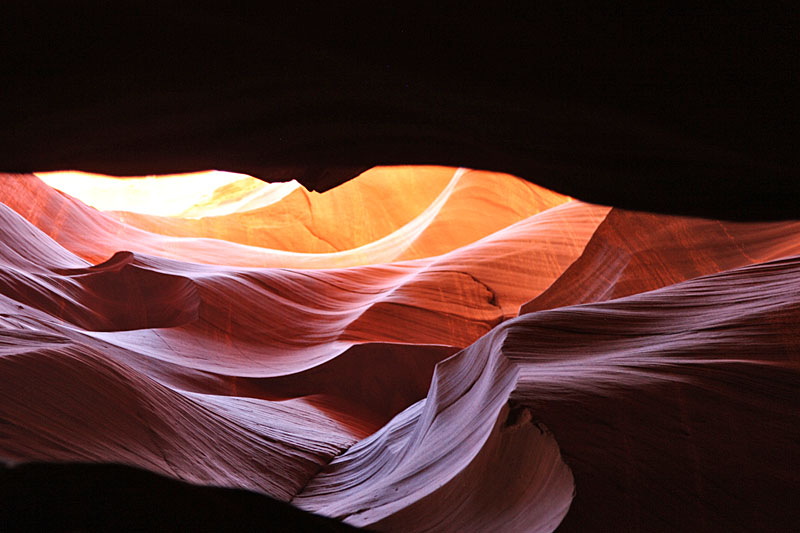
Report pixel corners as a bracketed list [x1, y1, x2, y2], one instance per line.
[1, 167, 799, 531]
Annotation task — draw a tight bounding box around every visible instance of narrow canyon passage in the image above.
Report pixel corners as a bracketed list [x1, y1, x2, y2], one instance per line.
[1, 167, 798, 531]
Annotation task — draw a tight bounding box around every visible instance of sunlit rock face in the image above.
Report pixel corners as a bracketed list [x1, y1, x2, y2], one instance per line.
[1, 166, 799, 531]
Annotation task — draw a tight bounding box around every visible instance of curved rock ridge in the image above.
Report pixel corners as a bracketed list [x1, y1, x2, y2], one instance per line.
[8, 166, 570, 265]
[297, 255, 800, 531]
[1, 166, 799, 531]
[294, 324, 576, 533]
[0, 327, 363, 500]
[98, 166, 561, 256]
[0, 208, 198, 332]
[507, 256, 800, 531]
[521, 208, 800, 314]
[0, 185, 608, 375]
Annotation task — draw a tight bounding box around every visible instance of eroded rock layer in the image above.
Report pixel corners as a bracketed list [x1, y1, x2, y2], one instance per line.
[1, 167, 798, 531]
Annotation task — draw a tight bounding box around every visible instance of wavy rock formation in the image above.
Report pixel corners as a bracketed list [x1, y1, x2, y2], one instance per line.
[8, 167, 571, 265]
[521, 208, 800, 313]
[1, 166, 798, 531]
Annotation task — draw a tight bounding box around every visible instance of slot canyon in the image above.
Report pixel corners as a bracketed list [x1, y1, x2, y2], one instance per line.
[1, 5, 798, 532]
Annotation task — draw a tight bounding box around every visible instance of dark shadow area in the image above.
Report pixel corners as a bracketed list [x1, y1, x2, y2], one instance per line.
[1, 5, 797, 220]
[1, 461, 364, 532]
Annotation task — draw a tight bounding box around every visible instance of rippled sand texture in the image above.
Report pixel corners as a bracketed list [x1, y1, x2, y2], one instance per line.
[1, 167, 799, 531]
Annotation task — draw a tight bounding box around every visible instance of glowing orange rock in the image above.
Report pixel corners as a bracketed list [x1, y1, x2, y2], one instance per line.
[1, 166, 798, 531]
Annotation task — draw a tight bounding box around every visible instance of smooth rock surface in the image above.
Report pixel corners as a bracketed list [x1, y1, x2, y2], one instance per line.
[1, 166, 798, 531]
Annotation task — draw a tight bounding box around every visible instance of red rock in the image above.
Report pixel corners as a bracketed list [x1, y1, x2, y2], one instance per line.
[1, 166, 798, 531]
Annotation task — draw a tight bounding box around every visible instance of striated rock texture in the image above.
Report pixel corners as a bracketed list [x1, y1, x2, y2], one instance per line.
[1, 166, 799, 531]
